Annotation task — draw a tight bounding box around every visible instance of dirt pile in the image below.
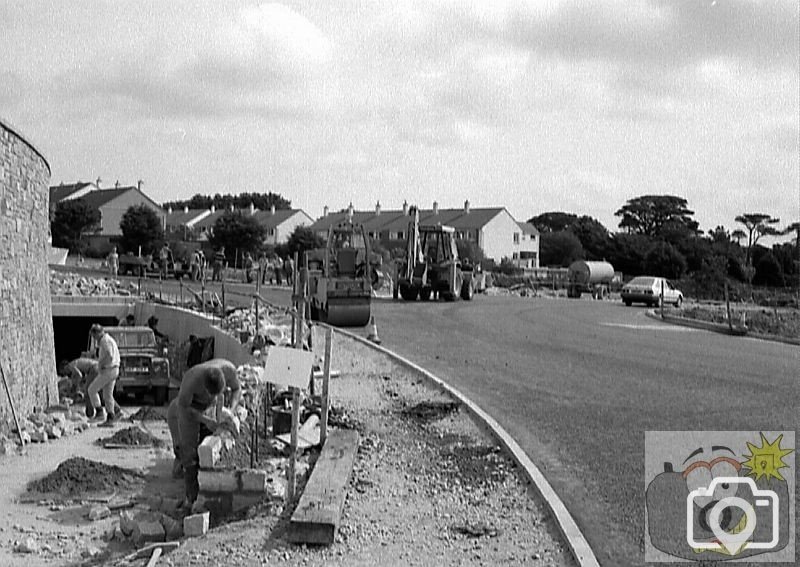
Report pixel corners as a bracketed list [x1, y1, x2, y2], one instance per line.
[97, 426, 164, 448]
[128, 407, 167, 422]
[403, 400, 460, 423]
[27, 457, 143, 495]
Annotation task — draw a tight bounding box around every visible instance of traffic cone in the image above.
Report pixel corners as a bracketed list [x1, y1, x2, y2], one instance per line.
[367, 316, 382, 344]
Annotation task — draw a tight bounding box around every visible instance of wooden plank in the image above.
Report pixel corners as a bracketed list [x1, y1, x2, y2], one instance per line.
[287, 429, 360, 545]
[320, 328, 333, 445]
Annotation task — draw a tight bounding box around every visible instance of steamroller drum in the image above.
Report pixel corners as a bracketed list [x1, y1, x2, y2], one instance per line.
[324, 298, 371, 327]
[399, 283, 418, 301]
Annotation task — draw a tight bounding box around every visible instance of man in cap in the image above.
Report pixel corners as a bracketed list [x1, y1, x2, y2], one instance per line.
[166, 358, 242, 508]
[87, 324, 121, 426]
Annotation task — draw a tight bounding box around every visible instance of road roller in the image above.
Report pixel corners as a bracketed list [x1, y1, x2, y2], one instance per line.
[307, 220, 374, 327]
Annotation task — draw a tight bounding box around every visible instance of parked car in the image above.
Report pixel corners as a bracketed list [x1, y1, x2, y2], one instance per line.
[621, 276, 683, 307]
[84, 326, 172, 405]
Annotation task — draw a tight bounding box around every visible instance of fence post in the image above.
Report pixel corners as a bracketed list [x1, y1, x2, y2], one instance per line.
[660, 279, 664, 319]
[724, 280, 733, 332]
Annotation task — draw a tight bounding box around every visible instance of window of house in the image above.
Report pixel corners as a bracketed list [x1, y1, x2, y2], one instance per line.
[512, 252, 519, 259]
[397, 231, 404, 239]
[268, 228, 275, 236]
[513, 232, 520, 244]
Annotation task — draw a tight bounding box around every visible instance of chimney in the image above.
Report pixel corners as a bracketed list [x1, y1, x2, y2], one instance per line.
[250, 202, 255, 215]
[323, 205, 329, 217]
[270, 205, 276, 215]
[211, 204, 216, 214]
[347, 202, 354, 221]
[96, 177, 102, 188]
[402, 200, 409, 215]
[433, 201, 439, 215]
[137, 179, 143, 191]
[168, 206, 173, 215]
[375, 201, 381, 216]
[184, 206, 189, 214]
[464, 199, 470, 214]
[115, 180, 120, 189]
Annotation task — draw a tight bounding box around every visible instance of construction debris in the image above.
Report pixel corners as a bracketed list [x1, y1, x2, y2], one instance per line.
[128, 406, 167, 422]
[96, 426, 165, 448]
[49, 270, 133, 296]
[27, 457, 143, 496]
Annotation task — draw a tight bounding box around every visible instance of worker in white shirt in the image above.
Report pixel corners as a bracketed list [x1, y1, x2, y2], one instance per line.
[87, 324, 121, 426]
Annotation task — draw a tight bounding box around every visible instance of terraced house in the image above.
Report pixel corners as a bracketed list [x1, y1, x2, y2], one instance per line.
[310, 200, 539, 268]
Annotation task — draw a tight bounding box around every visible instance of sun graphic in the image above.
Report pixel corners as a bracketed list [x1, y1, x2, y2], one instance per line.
[741, 433, 794, 482]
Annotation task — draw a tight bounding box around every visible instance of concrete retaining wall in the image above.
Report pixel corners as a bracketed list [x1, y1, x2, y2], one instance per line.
[0, 118, 58, 428]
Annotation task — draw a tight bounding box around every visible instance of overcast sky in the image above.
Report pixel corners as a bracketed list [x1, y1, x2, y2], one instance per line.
[2, 1, 798, 236]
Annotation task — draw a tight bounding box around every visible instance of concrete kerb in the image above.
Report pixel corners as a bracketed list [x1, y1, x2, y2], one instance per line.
[319, 322, 600, 567]
[644, 309, 800, 346]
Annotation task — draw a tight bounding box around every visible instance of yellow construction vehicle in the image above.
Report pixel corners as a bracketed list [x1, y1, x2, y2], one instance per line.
[307, 220, 374, 327]
[397, 207, 478, 302]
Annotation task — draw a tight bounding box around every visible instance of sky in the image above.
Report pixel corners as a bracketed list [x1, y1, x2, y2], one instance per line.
[2, 0, 798, 238]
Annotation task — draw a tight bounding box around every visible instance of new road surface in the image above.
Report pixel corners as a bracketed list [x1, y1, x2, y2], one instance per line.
[364, 295, 798, 566]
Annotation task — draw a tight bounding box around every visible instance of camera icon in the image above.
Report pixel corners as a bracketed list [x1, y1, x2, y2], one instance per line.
[687, 476, 779, 555]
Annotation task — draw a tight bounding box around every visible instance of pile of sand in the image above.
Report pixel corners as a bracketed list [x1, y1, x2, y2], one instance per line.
[27, 457, 143, 495]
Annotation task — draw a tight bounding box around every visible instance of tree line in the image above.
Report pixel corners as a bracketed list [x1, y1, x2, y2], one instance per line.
[528, 195, 797, 293]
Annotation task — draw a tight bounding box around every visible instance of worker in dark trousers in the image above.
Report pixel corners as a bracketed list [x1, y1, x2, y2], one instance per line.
[166, 359, 242, 508]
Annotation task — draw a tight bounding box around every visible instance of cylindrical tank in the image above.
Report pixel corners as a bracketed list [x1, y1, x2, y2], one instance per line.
[568, 261, 615, 285]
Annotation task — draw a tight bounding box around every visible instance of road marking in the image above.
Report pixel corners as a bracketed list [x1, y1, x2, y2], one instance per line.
[601, 322, 696, 331]
[322, 322, 601, 567]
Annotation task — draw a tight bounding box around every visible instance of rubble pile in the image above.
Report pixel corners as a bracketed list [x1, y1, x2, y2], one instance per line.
[218, 303, 299, 350]
[128, 406, 167, 422]
[96, 426, 165, 448]
[27, 457, 143, 495]
[2, 409, 90, 450]
[50, 270, 134, 296]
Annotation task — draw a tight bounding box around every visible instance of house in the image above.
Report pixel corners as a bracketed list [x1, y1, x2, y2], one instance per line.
[49, 180, 166, 251]
[184, 204, 313, 245]
[308, 200, 539, 267]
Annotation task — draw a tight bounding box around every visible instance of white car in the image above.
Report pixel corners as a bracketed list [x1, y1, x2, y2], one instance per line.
[621, 276, 683, 307]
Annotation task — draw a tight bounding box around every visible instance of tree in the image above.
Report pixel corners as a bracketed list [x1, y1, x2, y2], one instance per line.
[731, 229, 746, 245]
[753, 252, 785, 287]
[527, 212, 578, 233]
[539, 230, 584, 267]
[456, 239, 484, 265]
[734, 213, 780, 267]
[570, 216, 611, 260]
[606, 233, 651, 276]
[50, 200, 101, 252]
[119, 205, 165, 254]
[163, 192, 291, 212]
[209, 212, 267, 260]
[284, 226, 325, 257]
[644, 241, 688, 280]
[615, 195, 699, 239]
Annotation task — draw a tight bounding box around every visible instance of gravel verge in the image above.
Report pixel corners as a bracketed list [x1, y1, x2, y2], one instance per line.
[159, 333, 575, 566]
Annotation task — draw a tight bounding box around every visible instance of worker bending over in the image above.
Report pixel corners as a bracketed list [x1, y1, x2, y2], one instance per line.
[87, 324, 121, 426]
[167, 358, 242, 508]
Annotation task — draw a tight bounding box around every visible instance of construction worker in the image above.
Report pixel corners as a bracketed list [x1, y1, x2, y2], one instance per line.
[59, 358, 123, 417]
[212, 247, 227, 282]
[87, 324, 121, 426]
[166, 359, 242, 507]
[107, 247, 119, 277]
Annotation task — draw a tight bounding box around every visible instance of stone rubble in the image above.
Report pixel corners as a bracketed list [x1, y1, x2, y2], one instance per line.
[49, 270, 134, 296]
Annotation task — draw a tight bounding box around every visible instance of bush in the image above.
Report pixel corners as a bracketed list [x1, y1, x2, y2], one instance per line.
[644, 241, 687, 279]
[753, 252, 785, 287]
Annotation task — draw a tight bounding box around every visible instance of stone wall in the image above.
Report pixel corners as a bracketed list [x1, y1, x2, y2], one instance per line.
[0, 118, 58, 428]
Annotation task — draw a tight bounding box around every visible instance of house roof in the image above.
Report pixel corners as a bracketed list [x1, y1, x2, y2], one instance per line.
[517, 222, 539, 235]
[166, 209, 207, 227]
[77, 187, 134, 209]
[49, 182, 93, 204]
[252, 208, 307, 229]
[310, 207, 505, 235]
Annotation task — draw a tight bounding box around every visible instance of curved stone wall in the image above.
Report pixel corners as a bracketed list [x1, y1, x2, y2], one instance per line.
[0, 119, 57, 427]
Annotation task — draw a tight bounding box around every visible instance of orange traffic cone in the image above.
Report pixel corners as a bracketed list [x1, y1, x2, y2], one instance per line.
[367, 316, 381, 344]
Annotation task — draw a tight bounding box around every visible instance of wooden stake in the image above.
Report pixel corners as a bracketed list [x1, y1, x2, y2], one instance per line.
[0, 362, 24, 447]
[321, 328, 333, 445]
[660, 279, 664, 319]
[287, 252, 305, 501]
[725, 280, 733, 332]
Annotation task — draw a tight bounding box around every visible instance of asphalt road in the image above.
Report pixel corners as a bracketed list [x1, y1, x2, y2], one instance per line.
[363, 295, 799, 566]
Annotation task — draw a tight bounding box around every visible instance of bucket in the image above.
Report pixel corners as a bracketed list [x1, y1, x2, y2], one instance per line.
[272, 407, 292, 435]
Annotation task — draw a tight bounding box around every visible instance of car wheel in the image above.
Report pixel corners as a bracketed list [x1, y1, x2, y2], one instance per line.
[624, 300, 632, 307]
[419, 287, 432, 301]
[675, 296, 683, 308]
[154, 386, 168, 407]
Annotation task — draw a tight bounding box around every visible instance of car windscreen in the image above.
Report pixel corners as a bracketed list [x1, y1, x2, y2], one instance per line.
[627, 277, 655, 287]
